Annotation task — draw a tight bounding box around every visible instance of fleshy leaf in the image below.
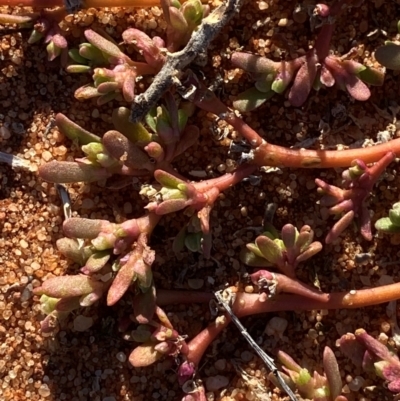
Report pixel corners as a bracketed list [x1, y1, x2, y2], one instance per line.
[233, 87, 274, 112]
[323, 346, 342, 401]
[63, 218, 106, 239]
[184, 232, 202, 252]
[56, 113, 101, 145]
[39, 161, 111, 183]
[84, 29, 127, 61]
[288, 53, 317, 107]
[33, 275, 103, 298]
[344, 74, 371, 101]
[102, 130, 152, 170]
[375, 44, 400, 70]
[255, 235, 284, 265]
[231, 52, 277, 75]
[240, 249, 271, 267]
[154, 169, 186, 188]
[66, 64, 92, 73]
[357, 66, 385, 86]
[107, 251, 140, 306]
[56, 238, 92, 265]
[155, 198, 188, 215]
[129, 343, 162, 367]
[277, 350, 302, 373]
[75, 85, 101, 100]
[82, 251, 111, 273]
[112, 107, 152, 142]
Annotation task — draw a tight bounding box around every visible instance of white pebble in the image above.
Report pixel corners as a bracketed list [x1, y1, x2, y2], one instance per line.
[116, 352, 126, 363]
[264, 316, 288, 338]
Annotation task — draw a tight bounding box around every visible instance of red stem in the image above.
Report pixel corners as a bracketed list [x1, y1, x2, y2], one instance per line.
[175, 281, 400, 367]
[194, 93, 263, 147]
[194, 87, 400, 169]
[314, 24, 334, 61]
[193, 164, 257, 193]
[252, 138, 400, 169]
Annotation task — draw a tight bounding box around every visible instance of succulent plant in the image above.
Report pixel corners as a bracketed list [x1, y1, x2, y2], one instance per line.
[231, 1, 384, 111]
[173, 213, 212, 258]
[316, 152, 396, 243]
[240, 223, 322, 278]
[375, 202, 400, 234]
[269, 347, 348, 401]
[68, 29, 159, 104]
[0, 9, 69, 65]
[161, 0, 210, 52]
[375, 20, 400, 70]
[39, 97, 198, 185]
[339, 329, 400, 393]
[128, 306, 188, 367]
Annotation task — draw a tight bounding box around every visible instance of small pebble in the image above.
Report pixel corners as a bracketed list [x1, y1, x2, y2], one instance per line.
[264, 317, 288, 338]
[205, 375, 229, 392]
[214, 359, 226, 371]
[73, 315, 94, 332]
[240, 350, 254, 362]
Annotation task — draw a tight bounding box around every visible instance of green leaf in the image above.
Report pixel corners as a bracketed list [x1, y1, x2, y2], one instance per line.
[255, 235, 284, 265]
[68, 48, 88, 64]
[66, 64, 92, 74]
[56, 238, 93, 265]
[357, 66, 385, 86]
[233, 88, 274, 112]
[296, 368, 312, 386]
[181, 0, 204, 25]
[177, 109, 189, 132]
[375, 44, 400, 70]
[389, 207, 400, 226]
[240, 249, 271, 267]
[375, 217, 400, 233]
[112, 107, 152, 142]
[145, 107, 158, 133]
[84, 251, 111, 273]
[255, 76, 274, 92]
[154, 169, 186, 188]
[79, 43, 107, 63]
[75, 85, 101, 100]
[184, 232, 202, 252]
[84, 29, 126, 61]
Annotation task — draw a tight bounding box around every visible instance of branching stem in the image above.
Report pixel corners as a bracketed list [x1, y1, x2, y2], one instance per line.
[157, 281, 400, 368]
[193, 85, 400, 168]
[130, 0, 244, 122]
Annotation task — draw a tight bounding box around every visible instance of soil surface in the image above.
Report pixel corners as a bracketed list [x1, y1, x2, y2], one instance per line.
[1, 1, 400, 400]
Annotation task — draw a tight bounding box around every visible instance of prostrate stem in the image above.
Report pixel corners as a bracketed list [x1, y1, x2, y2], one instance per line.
[166, 281, 400, 368]
[193, 84, 400, 168]
[130, 0, 244, 122]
